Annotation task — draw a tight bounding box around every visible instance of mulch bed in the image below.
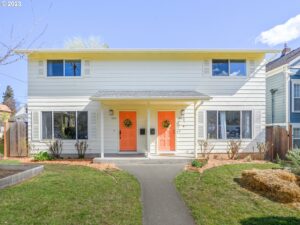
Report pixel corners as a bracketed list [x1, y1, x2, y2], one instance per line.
[0, 169, 23, 179]
[185, 159, 268, 173]
[7, 157, 119, 171]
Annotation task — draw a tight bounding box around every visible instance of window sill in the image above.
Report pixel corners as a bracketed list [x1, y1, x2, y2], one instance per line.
[40, 139, 88, 142]
[211, 75, 248, 79]
[202, 138, 253, 141]
[45, 76, 83, 79]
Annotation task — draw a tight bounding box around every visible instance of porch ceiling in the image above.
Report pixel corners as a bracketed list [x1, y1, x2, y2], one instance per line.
[90, 90, 211, 103]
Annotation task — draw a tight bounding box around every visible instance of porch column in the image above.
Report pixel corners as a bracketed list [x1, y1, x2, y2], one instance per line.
[147, 104, 151, 157]
[100, 104, 104, 158]
[194, 101, 198, 158]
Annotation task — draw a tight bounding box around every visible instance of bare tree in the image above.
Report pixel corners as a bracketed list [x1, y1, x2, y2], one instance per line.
[0, 1, 51, 66]
[64, 36, 109, 49]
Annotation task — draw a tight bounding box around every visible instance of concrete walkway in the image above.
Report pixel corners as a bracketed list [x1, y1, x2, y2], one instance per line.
[118, 162, 195, 225]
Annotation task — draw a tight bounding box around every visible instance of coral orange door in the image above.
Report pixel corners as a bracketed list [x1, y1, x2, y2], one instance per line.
[119, 111, 137, 151]
[158, 111, 175, 151]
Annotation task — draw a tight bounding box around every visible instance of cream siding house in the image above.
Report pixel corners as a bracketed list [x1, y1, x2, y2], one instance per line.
[18, 49, 277, 158]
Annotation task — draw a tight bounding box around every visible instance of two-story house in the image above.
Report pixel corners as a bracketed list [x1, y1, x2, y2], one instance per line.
[17, 48, 276, 158]
[266, 45, 300, 149]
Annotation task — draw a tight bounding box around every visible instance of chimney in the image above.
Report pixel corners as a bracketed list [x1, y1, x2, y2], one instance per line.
[281, 43, 291, 57]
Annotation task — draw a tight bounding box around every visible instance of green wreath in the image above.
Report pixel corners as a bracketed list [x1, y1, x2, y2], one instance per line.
[162, 119, 171, 128]
[123, 119, 132, 128]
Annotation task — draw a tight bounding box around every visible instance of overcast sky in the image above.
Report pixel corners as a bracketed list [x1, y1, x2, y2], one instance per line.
[1, 0, 300, 106]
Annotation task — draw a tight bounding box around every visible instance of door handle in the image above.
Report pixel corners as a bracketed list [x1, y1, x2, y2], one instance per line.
[119, 130, 121, 139]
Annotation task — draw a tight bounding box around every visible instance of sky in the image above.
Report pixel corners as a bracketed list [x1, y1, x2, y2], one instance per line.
[1, 0, 300, 106]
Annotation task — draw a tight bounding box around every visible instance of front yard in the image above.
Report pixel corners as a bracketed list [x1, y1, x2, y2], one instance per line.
[0, 164, 142, 225]
[176, 163, 300, 225]
[0, 142, 3, 155]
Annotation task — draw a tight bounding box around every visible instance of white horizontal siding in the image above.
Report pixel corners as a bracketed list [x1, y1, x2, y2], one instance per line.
[27, 99, 100, 155]
[27, 57, 266, 154]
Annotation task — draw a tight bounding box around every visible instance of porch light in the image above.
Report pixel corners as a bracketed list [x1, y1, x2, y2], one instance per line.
[109, 109, 114, 116]
[181, 109, 185, 116]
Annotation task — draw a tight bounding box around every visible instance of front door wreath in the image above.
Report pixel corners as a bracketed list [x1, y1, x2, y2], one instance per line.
[123, 118, 133, 128]
[162, 119, 171, 128]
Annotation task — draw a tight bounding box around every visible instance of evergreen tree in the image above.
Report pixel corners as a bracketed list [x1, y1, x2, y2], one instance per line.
[2, 85, 16, 114]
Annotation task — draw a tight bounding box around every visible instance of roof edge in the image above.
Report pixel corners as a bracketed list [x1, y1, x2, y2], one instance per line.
[15, 48, 280, 55]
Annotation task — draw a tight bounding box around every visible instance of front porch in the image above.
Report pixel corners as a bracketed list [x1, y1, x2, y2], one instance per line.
[90, 90, 211, 158]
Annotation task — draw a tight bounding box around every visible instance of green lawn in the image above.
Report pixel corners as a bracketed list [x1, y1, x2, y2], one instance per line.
[0, 142, 3, 155]
[0, 164, 142, 225]
[176, 163, 300, 225]
[0, 159, 20, 164]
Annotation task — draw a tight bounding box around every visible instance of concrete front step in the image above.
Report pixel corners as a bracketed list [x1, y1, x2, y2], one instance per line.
[93, 157, 193, 165]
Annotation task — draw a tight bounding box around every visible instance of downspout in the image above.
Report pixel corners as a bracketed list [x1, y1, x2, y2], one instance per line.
[270, 89, 278, 124]
[194, 100, 202, 158]
[285, 65, 291, 150]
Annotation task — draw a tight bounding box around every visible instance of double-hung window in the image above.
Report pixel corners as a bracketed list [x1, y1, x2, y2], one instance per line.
[292, 81, 300, 112]
[293, 127, 300, 149]
[207, 110, 252, 139]
[212, 59, 246, 77]
[47, 60, 81, 77]
[41, 111, 88, 140]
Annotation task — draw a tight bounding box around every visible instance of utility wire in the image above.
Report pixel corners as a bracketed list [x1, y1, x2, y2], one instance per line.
[0, 72, 26, 83]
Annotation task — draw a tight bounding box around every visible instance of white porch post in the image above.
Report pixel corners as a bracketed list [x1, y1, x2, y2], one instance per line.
[100, 104, 104, 158]
[194, 101, 198, 158]
[147, 104, 151, 158]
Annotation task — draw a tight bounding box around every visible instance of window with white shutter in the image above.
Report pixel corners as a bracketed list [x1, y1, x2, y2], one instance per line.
[202, 60, 211, 77]
[248, 60, 256, 75]
[38, 60, 44, 77]
[32, 111, 40, 140]
[198, 110, 205, 139]
[90, 112, 97, 140]
[254, 110, 262, 137]
[84, 60, 90, 76]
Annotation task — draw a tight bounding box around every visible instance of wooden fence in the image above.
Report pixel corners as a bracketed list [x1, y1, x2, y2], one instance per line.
[266, 125, 292, 160]
[4, 121, 28, 157]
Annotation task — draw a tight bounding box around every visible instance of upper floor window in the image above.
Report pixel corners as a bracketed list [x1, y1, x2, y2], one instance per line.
[47, 60, 63, 76]
[293, 82, 300, 112]
[212, 59, 246, 77]
[290, 68, 300, 75]
[65, 60, 81, 76]
[47, 60, 81, 77]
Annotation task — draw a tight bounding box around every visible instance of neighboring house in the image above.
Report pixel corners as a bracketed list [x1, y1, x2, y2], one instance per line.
[0, 104, 11, 139]
[17, 48, 277, 157]
[14, 104, 28, 122]
[266, 45, 300, 149]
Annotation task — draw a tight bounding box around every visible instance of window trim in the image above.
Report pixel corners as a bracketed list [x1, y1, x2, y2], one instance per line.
[46, 60, 82, 77]
[292, 125, 300, 149]
[211, 59, 247, 77]
[205, 110, 253, 140]
[292, 80, 300, 113]
[41, 110, 88, 140]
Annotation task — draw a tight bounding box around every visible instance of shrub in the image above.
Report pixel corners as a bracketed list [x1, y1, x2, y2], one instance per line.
[198, 140, 214, 159]
[256, 142, 271, 159]
[227, 140, 241, 160]
[33, 151, 53, 161]
[48, 139, 63, 159]
[191, 159, 207, 168]
[285, 149, 300, 175]
[75, 140, 88, 159]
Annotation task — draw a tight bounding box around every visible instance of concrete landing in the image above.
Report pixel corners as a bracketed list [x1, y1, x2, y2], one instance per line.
[93, 155, 193, 165]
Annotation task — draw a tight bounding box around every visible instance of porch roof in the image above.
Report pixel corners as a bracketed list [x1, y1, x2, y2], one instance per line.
[90, 90, 211, 101]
